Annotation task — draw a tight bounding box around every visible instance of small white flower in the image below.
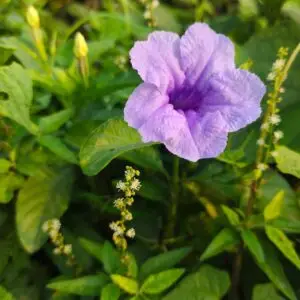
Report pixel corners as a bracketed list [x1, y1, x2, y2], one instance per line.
[42, 221, 49, 233]
[109, 222, 119, 231]
[125, 212, 133, 221]
[257, 163, 268, 171]
[143, 10, 151, 19]
[116, 181, 126, 191]
[114, 198, 124, 209]
[257, 138, 265, 146]
[267, 72, 276, 81]
[64, 244, 72, 255]
[126, 228, 135, 238]
[53, 247, 61, 255]
[272, 59, 286, 71]
[274, 130, 284, 140]
[279, 87, 285, 93]
[151, 0, 159, 8]
[131, 179, 141, 191]
[269, 114, 281, 125]
[51, 219, 61, 231]
[261, 123, 269, 130]
[49, 229, 58, 239]
[271, 151, 279, 157]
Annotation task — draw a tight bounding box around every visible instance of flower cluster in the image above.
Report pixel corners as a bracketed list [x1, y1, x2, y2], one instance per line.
[42, 219, 75, 266]
[114, 55, 128, 71]
[109, 166, 141, 252]
[255, 47, 288, 177]
[138, 0, 159, 27]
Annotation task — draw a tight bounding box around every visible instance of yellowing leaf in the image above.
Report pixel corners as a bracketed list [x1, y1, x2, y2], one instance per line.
[264, 190, 284, 221]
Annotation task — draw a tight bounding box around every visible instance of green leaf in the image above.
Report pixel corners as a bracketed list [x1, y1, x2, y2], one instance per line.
[221, 205, 241, 225]
[241, 229, 265, 263]
[0, 285, 14, 300]
[110, 274, 138, 295]
[282, 0, 300, 25]
[141, 269, 185, 295]
[101, 283, 120, 300]
[238, 0, 258, 19]
[101, 241, 122, 274]
[47, 274, 109, 296]
[200, 228, 240, 261]
[137, 177, 168, 203]
[163, 265, 230, 300]
[252, 239, 297, 300]
[38, 135, 78, 164]
[38, 108, 73, 134]
[252, 283, 283, 300]
[16, 167, 74, 253]
[265, 226, 300, 269]
[79, 119, 155, 176]
[79, 238, 103, 263]
[121, 146, 166, 175]
[0, 63, 38, 134]
[0, 173, 24, 204]
[0, 159, 11, 174]
[140, 247, 192, 281]
[0, 42, 15, 65]
[264, 190, 284, 221]
[127, 253, 138, 279]
[275, 146, 300, 179]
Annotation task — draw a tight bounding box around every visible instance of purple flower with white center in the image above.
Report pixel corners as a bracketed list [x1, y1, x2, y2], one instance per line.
[124, 23, 266, 161]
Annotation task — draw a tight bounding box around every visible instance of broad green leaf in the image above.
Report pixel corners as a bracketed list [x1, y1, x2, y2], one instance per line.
[221, 205, 241, 225]
[265, 226, 300, 269]
[101, 241, 122, 274]
[241, 229, 265, 263]
[0, 42, 15, 65]
[38, 135, 78, 164]
[239, 0, 258, 19]
[264, 190, 284, 221]
[127, 253, 138, 279]
[137, 177, 168, 203]
[275, 146, 300, 179]
[80, 119, 155, 176]
[121, 146, 166, 175]
[141, 269, 185, 295]
[0, 286, 14, 300]
[0, 173, 24, 204]
[79, 238, 103, 263]
[0, 159, 11, 174]
[252, 239, 297, 300]
[101, 283, 120, 300]
[47, 274, 109, 296]
[0, 63, 38, 134]
[163, 265, 230, 300]
[140, 247, 192, 281]
[252, 283, 283, 300]
[110, 274, 138, 295]
[16, 167, 74, 253]
[282, 0, 300, 25]
[200, 228, 240, 261]
[38, 108, 73, 134]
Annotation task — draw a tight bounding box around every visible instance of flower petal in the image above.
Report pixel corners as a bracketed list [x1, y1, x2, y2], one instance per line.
[124, 83, 169, 129]
[186, 110, 228, 159]
[201, 69, 266, 132]
[180, 23, 235, 87]
[130, 31, 185, 93]
[138, 104, 199, 161]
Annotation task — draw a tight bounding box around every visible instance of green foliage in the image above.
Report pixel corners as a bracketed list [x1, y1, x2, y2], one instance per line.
[1, 1, 300, 299]
[163, 265, 230, 300]
[16, 167, 75, 253]
[47, 274, 109, 296]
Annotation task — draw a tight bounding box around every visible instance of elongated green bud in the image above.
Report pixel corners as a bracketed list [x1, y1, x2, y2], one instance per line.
[26, 5, 40, 29]
[74, 32, 88, 58]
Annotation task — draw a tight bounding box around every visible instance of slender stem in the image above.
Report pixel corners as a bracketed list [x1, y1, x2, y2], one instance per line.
[230, 243, 244, 300]
[164, 156, 180, 239]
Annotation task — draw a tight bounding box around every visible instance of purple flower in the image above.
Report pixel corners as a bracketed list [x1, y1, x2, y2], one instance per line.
[124, 23, 266, 161]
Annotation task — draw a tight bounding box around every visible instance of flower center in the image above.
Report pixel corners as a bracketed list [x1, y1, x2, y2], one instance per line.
[169, 85, 202, 112]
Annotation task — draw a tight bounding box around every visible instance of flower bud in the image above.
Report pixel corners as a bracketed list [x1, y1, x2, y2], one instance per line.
[26, 6, 40, 29]
[74, 32, 88, 58]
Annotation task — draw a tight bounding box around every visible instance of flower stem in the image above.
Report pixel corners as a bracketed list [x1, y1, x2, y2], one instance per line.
[165, 156, 180, 239]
